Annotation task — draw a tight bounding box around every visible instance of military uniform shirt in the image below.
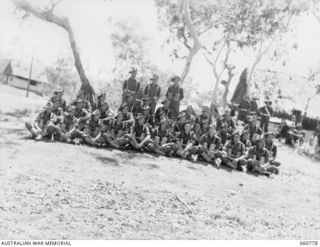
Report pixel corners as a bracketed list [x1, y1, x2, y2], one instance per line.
[200, 134, 222, 151]
[248, 146, 269, 162]
[265, 141, 277, 159]
[224, 140, 246, 158]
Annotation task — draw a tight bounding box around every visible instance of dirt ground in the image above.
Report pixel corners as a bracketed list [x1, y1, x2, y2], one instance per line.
[0, 111, 319, 240]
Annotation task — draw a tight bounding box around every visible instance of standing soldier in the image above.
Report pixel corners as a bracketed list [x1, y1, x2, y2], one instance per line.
[258, 99, 274, 132]
[237, 96, 251, 123]
[166, 75, 184, 120]
[250, 96, 259, 116]
[144, 74, 161, 114]
[122, 67, 140, 104]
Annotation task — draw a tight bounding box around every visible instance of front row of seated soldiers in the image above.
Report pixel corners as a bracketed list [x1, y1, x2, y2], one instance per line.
[25, 88, 281, 177]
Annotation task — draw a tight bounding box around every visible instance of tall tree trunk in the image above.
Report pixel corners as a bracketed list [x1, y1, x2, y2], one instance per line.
[222, 66, 235, 108]
[180, 0, 202, 84]
[247, 38, 274, 96]
[15, 1, 96, 106]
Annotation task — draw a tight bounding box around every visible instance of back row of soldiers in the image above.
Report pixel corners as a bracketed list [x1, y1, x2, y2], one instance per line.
[25, 68, 281, 177]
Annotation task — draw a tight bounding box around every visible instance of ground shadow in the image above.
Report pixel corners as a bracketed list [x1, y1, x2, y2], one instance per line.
[94, 155, 120, 167]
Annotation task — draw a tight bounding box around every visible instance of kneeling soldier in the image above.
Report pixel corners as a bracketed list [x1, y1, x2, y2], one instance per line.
[221, 130, 247, 170]
[198, 124, 223, 167]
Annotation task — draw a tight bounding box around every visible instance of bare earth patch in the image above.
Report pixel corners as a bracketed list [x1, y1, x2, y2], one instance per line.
[0, 115, 319, 239]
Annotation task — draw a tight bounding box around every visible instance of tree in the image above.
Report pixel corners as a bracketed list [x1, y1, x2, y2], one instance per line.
[14, 0, 96, 106]
[44, 55, 79, 101]
[155, 0, 216, 84]
[110, 18, 151, 81]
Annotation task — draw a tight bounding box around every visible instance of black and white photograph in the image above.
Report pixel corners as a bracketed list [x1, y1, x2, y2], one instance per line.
[0, 0, 319, 243]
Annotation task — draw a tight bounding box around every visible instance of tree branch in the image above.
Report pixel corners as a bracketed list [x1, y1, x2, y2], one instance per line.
[180, 0, 203, 83]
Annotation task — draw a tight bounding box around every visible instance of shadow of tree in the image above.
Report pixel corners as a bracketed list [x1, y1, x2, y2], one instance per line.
[94, 155, 120, 167]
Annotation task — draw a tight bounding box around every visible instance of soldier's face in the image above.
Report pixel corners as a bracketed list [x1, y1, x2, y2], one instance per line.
[266, 135, 273, 142]
[122, 107, 128, 113]
[209, 127, 216, 135]
[257, 140, 264, 148]
[195, 124, 200, 131]
[138, 118, 145, 125]
[233, 134, 239, 142]
[179, 117, 185, 123]
[185, 123, 192, 132]
[94, 114, 100, 120]
[130, 71, 137, 77]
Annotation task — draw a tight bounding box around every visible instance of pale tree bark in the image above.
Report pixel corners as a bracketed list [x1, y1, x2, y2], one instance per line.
[204, 38, 232, 103]
[246, 38, 274, 96]
[180, 0, 202, 84]
[222, 64, 235, 108]
[15, 0, 96, 106]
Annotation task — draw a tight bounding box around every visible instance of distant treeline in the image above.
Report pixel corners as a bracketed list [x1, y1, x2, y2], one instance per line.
[274, 110, 319, 131]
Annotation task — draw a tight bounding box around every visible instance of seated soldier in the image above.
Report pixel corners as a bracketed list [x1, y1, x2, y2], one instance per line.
[173, 111, 187, 134]
[198, 124, 223, 167]
[246, 135, 275, 177]
[217, 123, 230, 146]
[244, 117, 263, 143]
[221, 130, 247, 171]
[58, 105, 78, 142]
[66, 99, 91, 144]
[96, 92, 106, 109]
[71, 90, 92, 113]
[155, 98, 171, 126]
[172, 121, 198, 161]
[41, 106, 64, 141]
[196, 106, 212, 127]
[141, 104, 155, 128]
[147, 118, 173, 156]
[286, 123, 306, 147]
[185, 105, 196, 125]
[82, 109, 103, 146]
[48, 87, 67, 112]
[98, 99, 114, 120]
[98, 113, 127, 149]
[119, 102, 135, 130]
[130, 97, 144, 116]
[126, 113, 151, 151]
[264, 132, 281, 167]
[25, 102, 54, 139]
[73, 98, 91, 130]
[276, 119, 290, 142]
[216, 110, 235, 134]
[240, 130, 252, 151]
[193, 122, 203, 140]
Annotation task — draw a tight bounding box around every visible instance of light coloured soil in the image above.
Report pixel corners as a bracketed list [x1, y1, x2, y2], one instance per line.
[0, 113, 319, 240]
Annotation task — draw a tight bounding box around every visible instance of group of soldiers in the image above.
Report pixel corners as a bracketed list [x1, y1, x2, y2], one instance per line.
[25, 67, 281, 177]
